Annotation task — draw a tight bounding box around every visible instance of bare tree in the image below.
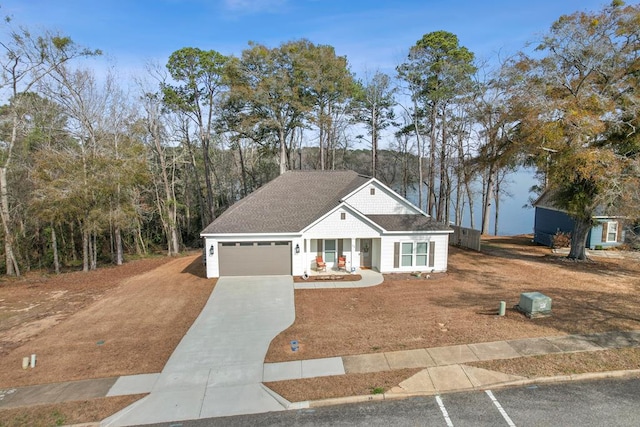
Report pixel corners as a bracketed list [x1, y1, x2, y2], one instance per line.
[0, 23, 99, 275]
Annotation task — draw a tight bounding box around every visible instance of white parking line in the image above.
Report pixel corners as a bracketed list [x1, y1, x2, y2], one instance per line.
[435, 395, 454, 427]
[486, 390, 516, 427]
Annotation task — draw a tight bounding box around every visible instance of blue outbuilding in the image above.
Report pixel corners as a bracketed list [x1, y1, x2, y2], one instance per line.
[533, 190, 625, 249]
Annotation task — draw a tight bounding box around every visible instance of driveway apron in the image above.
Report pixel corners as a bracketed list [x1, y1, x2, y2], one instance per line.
[102, 276, 295, 426]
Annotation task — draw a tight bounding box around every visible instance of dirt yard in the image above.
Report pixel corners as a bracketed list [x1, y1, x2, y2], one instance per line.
[0, 253, 214, 388]
[1, 236, 639, 419]
[266, 236, 640, 362]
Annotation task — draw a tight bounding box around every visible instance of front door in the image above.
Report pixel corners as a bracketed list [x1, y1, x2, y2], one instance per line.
[324, 239, 337, 268]
[360, 238, 372, 268]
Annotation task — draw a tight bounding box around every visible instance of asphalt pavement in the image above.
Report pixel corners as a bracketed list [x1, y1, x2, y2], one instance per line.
[140, 377, 640, 427]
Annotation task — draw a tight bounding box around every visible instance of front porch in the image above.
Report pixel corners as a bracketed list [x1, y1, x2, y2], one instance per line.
[301, 237, 380, 275]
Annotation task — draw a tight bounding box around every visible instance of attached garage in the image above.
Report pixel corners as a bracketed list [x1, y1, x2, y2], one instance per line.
[217, 241, 292, 276]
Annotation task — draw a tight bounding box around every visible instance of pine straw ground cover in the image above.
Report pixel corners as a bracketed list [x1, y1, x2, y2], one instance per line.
[264, 236, 640, 401]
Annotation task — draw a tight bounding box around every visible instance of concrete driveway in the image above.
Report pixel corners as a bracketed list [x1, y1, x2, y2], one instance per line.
[103, 276, 295, 426]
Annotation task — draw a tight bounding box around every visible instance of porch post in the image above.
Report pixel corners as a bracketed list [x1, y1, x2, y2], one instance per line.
[350, 238, 355, 272]
[303, 238, 308, 274]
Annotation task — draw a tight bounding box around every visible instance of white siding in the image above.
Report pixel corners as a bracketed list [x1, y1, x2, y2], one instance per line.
[303, 238, 358, 273]
[344, 182, 422, 215]
[304, 208, 381, 239]
[291, 237, 305, 276]
[379, 234, 450, 273]
[204, 237, 219, 278]
[371, 238, 381, 271]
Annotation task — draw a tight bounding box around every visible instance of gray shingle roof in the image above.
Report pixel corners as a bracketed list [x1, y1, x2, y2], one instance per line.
[201, 170, 370, 234]
[534, 189, 612, 217]
[532, 189, 560, 209]
[366, 215, 450, 232]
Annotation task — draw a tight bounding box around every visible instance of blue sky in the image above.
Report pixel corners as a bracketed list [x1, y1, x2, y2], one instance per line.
[2, 0, 610, 78]
[0, 0, 611, 235]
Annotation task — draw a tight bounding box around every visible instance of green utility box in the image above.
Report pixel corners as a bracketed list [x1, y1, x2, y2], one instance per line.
[518, 292, 552, 318]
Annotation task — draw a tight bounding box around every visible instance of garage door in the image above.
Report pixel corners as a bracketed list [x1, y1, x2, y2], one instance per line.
[218, 241, 292, 276]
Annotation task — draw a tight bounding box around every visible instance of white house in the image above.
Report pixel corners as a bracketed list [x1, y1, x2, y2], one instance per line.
[200, 170, 452, 278]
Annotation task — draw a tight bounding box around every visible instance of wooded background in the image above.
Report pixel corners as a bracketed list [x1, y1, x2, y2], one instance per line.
[1, 2, 638, 275]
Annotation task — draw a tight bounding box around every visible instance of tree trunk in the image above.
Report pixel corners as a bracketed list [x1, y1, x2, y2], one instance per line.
[371, 107, 377, 178]
[412, 99, 425, 212]
[481, 168, 494, 235]
[155, 134, 180, 256]
[237, 142, 249, 197]
[279, 128, 287, 175]
[70, 221, 77, 262]
[0, 167, 20, 276]
[137, 221, 147, 255]
[115, 226, 123, 265]
[51, 224, 60, 274]
[466, 180, 475, 230]
[437, 109, 447, 222]
[201, 133, 216, 223]
[91, 231, 97, 270]
[319, 108, 325, 171]
[184, 136, 207, 229]
[428, 107, 437, 217]
[82, 226, 89, 272]
[494, 179, 500, 236]
[568, 217, 591, 260]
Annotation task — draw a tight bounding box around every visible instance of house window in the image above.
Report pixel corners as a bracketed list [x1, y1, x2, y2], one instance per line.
[341, 212, 346, 220]
[395, 241, 434, 268]
[370, 188, 375, 195]
[416, 242, 428, 266]
[605, 221, 619, 242]
[401, 242, 413, 266]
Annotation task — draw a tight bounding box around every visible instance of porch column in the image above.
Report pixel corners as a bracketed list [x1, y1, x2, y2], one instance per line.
[303, 238, 308, 274]
[350, 238, 355, 272]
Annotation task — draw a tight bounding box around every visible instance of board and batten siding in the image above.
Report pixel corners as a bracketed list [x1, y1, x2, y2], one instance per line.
[304, 208, 380, 239]
[344, 183, 421, 215]
[589, 219, 624, 249]
[379, 234, 449, 273]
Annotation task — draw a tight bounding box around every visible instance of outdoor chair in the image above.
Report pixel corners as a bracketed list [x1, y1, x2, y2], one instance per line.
[316, 256, 326, 272]
[337, 256, 346, 271]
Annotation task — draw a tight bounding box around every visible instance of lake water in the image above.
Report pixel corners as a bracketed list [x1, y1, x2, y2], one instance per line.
[404, 167, 537, 236]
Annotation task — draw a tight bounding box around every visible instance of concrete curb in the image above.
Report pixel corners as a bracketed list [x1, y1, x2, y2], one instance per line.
[260, 383, 311, 410]
[308, 392, 385, 408]
[300, 369, 640, 409]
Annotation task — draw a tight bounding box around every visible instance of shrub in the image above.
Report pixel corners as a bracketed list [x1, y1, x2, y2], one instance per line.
[552, 231, 571, 248]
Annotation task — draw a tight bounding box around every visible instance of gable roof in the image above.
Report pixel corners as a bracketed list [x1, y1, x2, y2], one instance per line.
[534, 189, 615, 217]
[532, 189, 560, 210]
[201, 170, 370, 234]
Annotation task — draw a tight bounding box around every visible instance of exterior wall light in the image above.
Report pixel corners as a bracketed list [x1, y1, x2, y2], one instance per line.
[209, 244, 215, 256]
[295, 244, 300, 254]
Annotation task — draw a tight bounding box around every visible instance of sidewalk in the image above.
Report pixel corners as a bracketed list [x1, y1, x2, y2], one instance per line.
[294, 269, 384, 289]
[1, 330, 639, 415]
